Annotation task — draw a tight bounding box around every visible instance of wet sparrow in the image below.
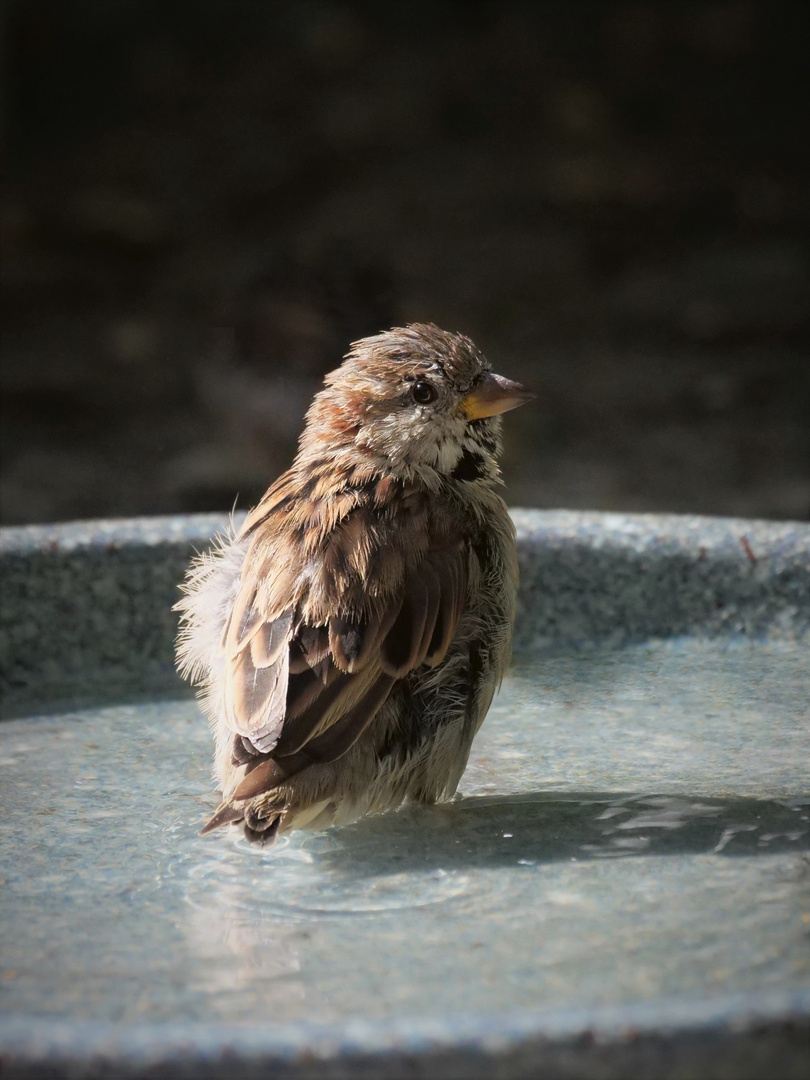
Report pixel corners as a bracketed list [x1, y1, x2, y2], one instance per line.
[176, 323, 533, 842]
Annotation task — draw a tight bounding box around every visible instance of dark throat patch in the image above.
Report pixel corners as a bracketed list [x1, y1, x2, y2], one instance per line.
[451, 446, 488, 482]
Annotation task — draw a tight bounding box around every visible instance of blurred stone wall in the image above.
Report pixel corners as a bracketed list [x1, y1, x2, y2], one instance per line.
[1, 0, 808, 524]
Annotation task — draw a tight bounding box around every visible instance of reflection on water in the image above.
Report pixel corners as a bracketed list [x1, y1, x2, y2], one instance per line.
[173, 791, 809, 921]
[0, 636, 808, 1026]
[166, 789, 809, 1026]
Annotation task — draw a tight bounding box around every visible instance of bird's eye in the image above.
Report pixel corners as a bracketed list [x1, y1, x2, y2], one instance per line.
[411, 381, 438, 405]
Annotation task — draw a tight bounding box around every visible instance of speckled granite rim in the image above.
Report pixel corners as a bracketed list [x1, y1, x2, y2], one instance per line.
[0, 989, 808, 1080]
[1, 509, 808, 717]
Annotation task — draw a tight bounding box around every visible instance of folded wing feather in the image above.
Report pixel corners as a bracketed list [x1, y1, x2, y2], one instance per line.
[208, 519, 470, 830]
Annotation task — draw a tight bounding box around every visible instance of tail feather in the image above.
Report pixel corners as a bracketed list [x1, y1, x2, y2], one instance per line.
[199, 796, 284, 845]
[198, 801, 245, 835]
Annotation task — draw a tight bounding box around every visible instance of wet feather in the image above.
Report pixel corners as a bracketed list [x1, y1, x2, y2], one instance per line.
[175, 323, 531, 841]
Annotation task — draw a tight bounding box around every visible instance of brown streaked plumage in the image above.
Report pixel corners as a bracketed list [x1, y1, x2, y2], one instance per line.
[176, 323, 533, 842]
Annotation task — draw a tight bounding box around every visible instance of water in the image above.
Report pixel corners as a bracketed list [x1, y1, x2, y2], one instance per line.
[1, 637, 808, 1027]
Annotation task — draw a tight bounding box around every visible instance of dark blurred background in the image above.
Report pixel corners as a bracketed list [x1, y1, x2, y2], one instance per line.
[1, 0, 808, 526]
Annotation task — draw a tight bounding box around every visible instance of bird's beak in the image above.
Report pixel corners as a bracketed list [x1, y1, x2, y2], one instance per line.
[461, 372, 535, 420]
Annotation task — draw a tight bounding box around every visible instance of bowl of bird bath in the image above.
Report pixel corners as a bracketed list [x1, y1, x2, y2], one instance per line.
[1, 509, 808, 1079]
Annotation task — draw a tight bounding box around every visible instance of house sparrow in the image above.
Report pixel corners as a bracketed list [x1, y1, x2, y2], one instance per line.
[176, 323, 533, 842]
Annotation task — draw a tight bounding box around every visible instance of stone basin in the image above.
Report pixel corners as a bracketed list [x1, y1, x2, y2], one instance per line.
[1, 510, 808, 1079]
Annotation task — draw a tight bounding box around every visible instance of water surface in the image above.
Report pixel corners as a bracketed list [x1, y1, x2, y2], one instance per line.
[1, 637, 808, 1026]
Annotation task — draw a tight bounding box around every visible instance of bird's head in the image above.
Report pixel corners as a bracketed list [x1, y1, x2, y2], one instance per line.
[299, 323, 533, 485]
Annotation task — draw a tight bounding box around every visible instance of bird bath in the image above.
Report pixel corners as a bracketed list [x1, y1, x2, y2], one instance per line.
[1, 510, 808, 1078]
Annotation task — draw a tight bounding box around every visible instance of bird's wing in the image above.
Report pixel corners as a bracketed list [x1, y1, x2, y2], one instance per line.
[214, 498, 470, 808]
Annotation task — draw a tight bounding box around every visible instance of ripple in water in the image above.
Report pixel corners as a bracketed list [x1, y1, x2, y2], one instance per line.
[164, 789, 810, 923]
[174, 818, 479, 917]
